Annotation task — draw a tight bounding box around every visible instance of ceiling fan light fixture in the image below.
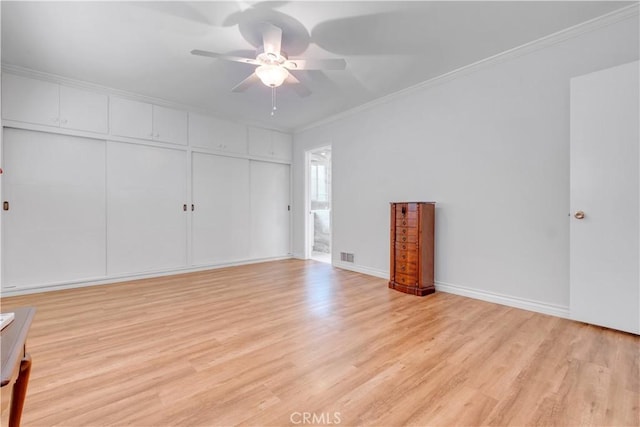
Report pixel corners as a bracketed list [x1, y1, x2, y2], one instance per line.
[255, 64, 289, 88]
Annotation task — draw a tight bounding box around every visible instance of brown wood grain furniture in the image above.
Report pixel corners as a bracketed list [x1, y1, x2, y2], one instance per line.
[389, 202, 435, 296]
[1, 307, 35, 427]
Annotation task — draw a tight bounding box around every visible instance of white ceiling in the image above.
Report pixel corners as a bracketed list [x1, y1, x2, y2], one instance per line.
[1, 1, 632, 131]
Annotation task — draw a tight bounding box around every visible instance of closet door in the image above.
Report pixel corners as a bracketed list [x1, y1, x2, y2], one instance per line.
[2, 129, 106, 289]
[107, 142, 187, 275]
[192, 153, 250, 265]
[250, 161, 290, 259]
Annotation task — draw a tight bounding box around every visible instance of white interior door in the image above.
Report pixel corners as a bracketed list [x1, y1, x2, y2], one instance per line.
[2, 129, 106, 288]
[250, 161, 290, 259]
[192, 152, 250, 265]
[570, 61, 639, 334]
[107, 141, 187, 275]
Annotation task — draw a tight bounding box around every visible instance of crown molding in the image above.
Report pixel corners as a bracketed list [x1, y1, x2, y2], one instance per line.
[295, 3, 640, 134]
[0, 64, 294, 134]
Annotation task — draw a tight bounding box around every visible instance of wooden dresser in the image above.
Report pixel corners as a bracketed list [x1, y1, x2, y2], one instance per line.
[389, 202, 435, 296]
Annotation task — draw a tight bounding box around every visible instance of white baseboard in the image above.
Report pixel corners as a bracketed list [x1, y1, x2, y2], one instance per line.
[435, 281, 571, 319]
[0, 256, 292, 297]
[332, 261, 388, 279]
[327, 264, 570, 319]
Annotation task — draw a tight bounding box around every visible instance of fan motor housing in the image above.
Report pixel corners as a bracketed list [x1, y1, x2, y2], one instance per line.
[256, 46, 288, 65]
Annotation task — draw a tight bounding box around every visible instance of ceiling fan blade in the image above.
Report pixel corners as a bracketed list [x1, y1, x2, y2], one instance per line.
[232, 73, 261, 93]
[191, 50, 260, 66]
[262, 23, 282, 55]
[285, 74, 311, 97]
[284, 58, 347, 71]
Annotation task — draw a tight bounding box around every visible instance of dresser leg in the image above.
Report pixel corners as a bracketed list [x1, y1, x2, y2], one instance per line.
[9, 353, 32, 427]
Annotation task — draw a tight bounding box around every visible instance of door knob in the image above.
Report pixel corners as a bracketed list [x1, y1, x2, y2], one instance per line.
[574, 210, 585, 219]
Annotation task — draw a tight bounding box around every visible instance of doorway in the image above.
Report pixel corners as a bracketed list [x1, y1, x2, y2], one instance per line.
[306, 146, 331, 263]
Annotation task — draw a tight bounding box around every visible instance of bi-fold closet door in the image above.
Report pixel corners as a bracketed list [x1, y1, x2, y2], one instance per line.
[191, 152, 251, 265]
[191, 153, 291, 265]
[106, 141, 188, 276]
[249, 161, 291, 259]
[2, 128, 107, 288]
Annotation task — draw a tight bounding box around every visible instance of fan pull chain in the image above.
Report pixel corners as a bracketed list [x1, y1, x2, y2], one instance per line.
[271, 86, 277, 117]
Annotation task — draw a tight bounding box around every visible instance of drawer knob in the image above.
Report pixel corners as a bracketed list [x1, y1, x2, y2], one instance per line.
[402, 220, 406, 225]
[402, 236, 406, 242]
[402, 229, 406, 234]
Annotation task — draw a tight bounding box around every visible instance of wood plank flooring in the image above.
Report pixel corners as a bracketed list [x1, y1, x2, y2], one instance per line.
[1, 259, 638, 426]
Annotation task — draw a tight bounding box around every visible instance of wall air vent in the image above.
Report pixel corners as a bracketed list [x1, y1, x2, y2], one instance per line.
[340, 252, 354, 263]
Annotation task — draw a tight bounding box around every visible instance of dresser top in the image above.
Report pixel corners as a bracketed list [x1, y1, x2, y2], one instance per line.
[390, 201, 436, 204]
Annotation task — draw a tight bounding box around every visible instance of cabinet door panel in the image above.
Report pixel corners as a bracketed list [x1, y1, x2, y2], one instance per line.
[188, 113, 214, 149]
[110, 96, 153, 140]
[2, 129, 106, 288]
[153, 105, 187, 145]
[250, 161, 290, 258]
[192, 153, 250, 265]
[248, 127, 292, 161]
[189, 113, 246, 154]
[107, 142, 187, 275]
[211, 116, 247, 154]
[271, 131, 292, 161]
[2, 73, 59, 126]
[247, 127, 273, 157]
[60, 85, 108, 133]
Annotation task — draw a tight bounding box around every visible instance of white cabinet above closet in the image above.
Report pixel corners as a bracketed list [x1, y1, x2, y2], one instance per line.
[153, 105, 188, 145]
[248, 127, 292, 161]
[188, 112, 247, 154]
[110, 96, 187, 145]
[109, 96, 152, 140]
[2, 73, 108, 133]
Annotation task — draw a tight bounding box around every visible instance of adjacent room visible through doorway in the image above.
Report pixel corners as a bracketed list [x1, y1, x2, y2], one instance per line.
[306, 146, 331, 263]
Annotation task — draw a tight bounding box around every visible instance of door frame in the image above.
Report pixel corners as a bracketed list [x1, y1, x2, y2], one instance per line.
[305, 145, 332, 261]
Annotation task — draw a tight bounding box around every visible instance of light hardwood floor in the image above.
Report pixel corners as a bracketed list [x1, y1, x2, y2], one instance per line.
[1, 259, 638, 426]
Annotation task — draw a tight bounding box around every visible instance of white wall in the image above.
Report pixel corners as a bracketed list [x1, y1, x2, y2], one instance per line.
[292, 15, 639, 310]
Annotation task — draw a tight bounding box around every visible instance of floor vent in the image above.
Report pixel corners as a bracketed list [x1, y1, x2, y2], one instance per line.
[340, 252, 354, 263]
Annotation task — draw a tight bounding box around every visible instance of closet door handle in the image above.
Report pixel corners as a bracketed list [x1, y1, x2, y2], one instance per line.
[183, 204, 187, 212]
[191, 204, 195, 211]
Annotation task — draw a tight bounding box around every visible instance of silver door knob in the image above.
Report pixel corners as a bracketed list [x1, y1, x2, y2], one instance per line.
[574, 210, 585, 219]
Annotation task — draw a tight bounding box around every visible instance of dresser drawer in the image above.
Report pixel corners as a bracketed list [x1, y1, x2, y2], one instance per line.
[396, 226, 417, 237]
[394, 273, 417, 286]
[395, 242, 417, 252]
[395, 233, 418, 244]
[395, 262, 417, 275]
[395, 249, 418, 264]
[396, 217, 417, 228]
[396, 210, 418, 221]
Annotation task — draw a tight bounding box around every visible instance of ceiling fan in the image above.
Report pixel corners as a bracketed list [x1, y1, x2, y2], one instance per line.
[191, 22, 347, 101]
